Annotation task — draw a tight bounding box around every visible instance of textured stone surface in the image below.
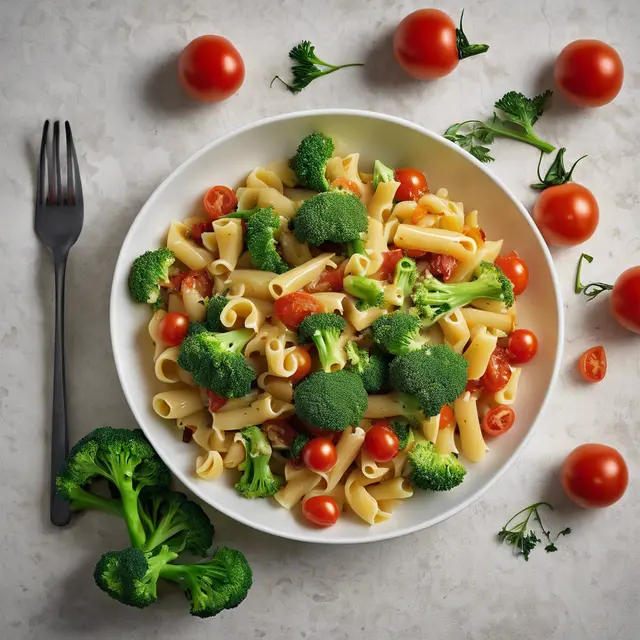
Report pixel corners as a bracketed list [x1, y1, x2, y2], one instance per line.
[1, 0, 639, 638]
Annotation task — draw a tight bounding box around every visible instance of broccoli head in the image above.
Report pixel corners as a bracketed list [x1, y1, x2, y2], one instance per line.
[177, 329, 256, 398]
[205, 294, 229, 332]
[245, 207, 290, 274]
[372, 159, 395, 191]
[235, 426, 283, 499]
[371, 311, 425, 356]
[394, 256, 418, 299]
[188, 321, 208, 336]
[345, 342, 389, 393]
[389, 345, 468, 418]
[408, 441, 466, 491]
[343, 275, 384, 310]
[128, 248, 175, 304]
[413, 261, 515, 327]
[297, 312, 347, 372]
[289, 433, 310, 459]
[390, 421, 415, 451]
[290, 132, 335, 192]
[294, 370, 368, 431]
[293, 191, 368, 246]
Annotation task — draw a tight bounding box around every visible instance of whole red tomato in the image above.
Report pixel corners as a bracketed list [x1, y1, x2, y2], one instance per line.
[610, 266, 640, 334]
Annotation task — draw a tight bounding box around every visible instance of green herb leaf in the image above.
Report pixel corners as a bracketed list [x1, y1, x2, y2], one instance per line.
[531, 148, 588, 190]
[455, 10, 489, 60]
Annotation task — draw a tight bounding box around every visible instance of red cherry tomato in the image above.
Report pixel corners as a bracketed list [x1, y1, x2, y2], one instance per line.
[302, 438, 338, 473]
[495, 251, 529, 296]
[465, 379, 484, 394]
[561, 444, 628, 508]
[262, 419, 297, 450]
[177, 35, 245, 103]
[288, 347, 312, 384]
[158, 312, 189, 346]
[555, 40, 624, 108]
[302, 495, 340, 527]
[533, 184, 599, 247]
[304, 261, 347, 293]
[330, 178, 361, 196]
[181, 269, 214, 298]
[507, 329, 538, 364]
[425, 253, 458, 282]
[206, 389, 227, 412]
[611, 266, 640, 334]
[274, 292, 324, 329]
[481, 347, 512, 393]
[578, 346, 607, 383]
[439, 405, 455, 430]
[203, 185, 238, 220]
[373, 249, 405, 281]
[190, 221, 213, 245]
[481, 405, 515, 436]
[364, 421, 400, 462]
[394, 168, 429, 202]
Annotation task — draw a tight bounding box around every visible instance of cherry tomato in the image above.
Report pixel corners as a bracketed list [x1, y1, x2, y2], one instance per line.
[262, 419, 296, 450]
[206, 389, 227, 412]
[302, 438, 338, 473]
[373, 249, 404, 281]
[578, 346, 607, 383]
[561, 444, 628, 508]
[203, 185, 238, 220]
[364, 421, 400, 462]
[289, 347, 312, 384]
[611, 266, 640, 334]
[177, 35, 245, 103]
[555, 40, 624, 108]
[190, 221, 213, 245]
[406, 249, 427, 259]
[481, 347, 512, 393]
[439, 405, 455, 430]
[465, 379, 484, 394]
[507, 329, 538, 364]
[274, 292, 324, 329]
[426, 253, 458, 282]
[302, 495, 340, 527]
[181, 269, 214, 298]
[330, 177, 361, 196]
[533, 184, 599, 247]
[495, 251, 529, 296]
[394, 168, 429, 202]
[304, 261, 347, 293]
[481, 406, 515, 436]
[158, 312, 189, 346]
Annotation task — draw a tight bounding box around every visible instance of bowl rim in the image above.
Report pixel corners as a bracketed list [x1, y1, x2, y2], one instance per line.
[110, 108, 564, 544]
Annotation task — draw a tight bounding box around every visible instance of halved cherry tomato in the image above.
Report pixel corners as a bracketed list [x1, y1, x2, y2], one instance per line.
[262, 419, 296, 450]
[462, 225, 486, 248]
[406, 249, 427, 259]
[206, 389, 227, 412]
[373, 249, 404, 281]
[507, 329, 538, 364]
[203, 185, 238, 220]
[158, 312, 189, 346]
[190, 221, 213, 245]
[439, 405, 455, 430]
[289, 347, 312, 384]
[411, 204, 429, 225]
[302, 495, 339, 527]
[394, 168, 429, 202]
[481, 347, 512, 392]
[302, 438, 338, 473]
[426, 253, 458, 282]
[578, 346, 607, 383]
[495, 251, 529, 296]
[465, 379, 484, 394]
[181, 269, 214, 298]
[330, 177, 360, 196]
[169, 271, 188, 291]
[364, 421, 400, 462]
[274, 292, 324, 329]
[481, 405, 515, 436]
[305, 261, 347, 293]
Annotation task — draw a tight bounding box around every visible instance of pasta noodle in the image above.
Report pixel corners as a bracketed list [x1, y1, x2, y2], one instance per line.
[275, 464, 321, 509]
[438, 309, 470, 354]
[211, 393, 294, 431]
[268, 253, 336, 299]
[311, 292, 346, 314]
[166, 221, 215, 271]
[393, 224, 477, 261]
[153, 389, 204, 420]
[461, 307, 514, 334]
[366, 477, 414, 502]
[345, 469, 392, 525]
[494, 367, 521, 405]
[208, 218, 244, 276]
[463, 326, 498, 380]
[225, 270, 277, 301]
[154, 346, 182, 384]
[220, 297, 273, 332]
[454, 392, 488, 462]
[196, 450, 224, 480]
[324, 427, 366, 492]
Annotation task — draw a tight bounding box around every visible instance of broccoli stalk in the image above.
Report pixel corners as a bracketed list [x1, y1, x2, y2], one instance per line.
[372, 160, 395, 191]
[345, 237, 366, 256]
[345, 341, 389, 393]
[371, 311, 426, 356]
[344, 275, 384, 310]
[394, 257, 418, 303]
[408, 441, 466, 491]
[297, 312, 347, 372]
[235, 427, 283, 499]
[128, 248, 175, 305]
[412, 261, 514, 327]
[289, 132, 335, 190]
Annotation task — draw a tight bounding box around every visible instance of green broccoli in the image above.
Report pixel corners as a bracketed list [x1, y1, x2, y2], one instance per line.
[371, 311, 425, 356]
[293, 191, 368, 247]
[56, 427, 171, 550]
[394, 256, 418, 301]
[408, 441, 466, 491]
[246, 208, 290, 274]
[297, 312, 347, 372]
[412, 261, 514, 327]
[235, 426, 283, 499]
[290, 433, 310, 459]
[345, 342, 389, 393]
[343, 276, 384, 310]
[390, 422, 414, 451]
[128, 248, 175, 304]
[389, 345, 468, 418]
[294, 370, 368, 431]
[205, 294, 229, 332]
[290, 132, 335, 192]
[372, 160, 395, 191]
[188, 321, 208, 336]
[177, 329, 256, 398]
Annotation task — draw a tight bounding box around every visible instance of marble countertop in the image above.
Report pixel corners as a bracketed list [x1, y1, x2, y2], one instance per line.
[1, 0, 639, 638]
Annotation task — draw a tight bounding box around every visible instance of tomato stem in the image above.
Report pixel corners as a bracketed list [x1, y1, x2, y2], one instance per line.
[574, 253, 613, 299]
[455, 10, 490, 60]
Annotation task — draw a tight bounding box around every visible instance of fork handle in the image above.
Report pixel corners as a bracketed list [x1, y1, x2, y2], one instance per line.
[51, 255, 72, 526]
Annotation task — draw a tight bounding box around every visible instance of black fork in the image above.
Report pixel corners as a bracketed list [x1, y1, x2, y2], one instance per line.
[34, 121, 84, 526]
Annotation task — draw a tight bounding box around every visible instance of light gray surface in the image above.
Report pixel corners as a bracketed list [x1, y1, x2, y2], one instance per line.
[1, 0, 639, 638]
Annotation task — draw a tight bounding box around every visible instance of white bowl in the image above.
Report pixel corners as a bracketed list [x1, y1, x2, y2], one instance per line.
[110, 109, 563, 544]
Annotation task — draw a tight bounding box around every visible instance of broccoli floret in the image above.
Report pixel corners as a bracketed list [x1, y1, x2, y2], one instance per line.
[188, 321, 208, 336]
[294, 370, 368, 431]
[408, 441, 466, 491]
[235, 426, 283, 499]
[372, 160, 395, 191]
[389, 345, 468, 418]
[177, 329, 256, 398]
[297, 312, 347, 372]
[128, 248, 175, 304]
[390, 422, 415, 451]
[345, 342, 389, 393]
[343, 276, 384, 310]
[413, 261, 515, 327]
[394, 256, 418, 300]
[290, 132, 335, 192]
[245, 208, 290, 274]
[293, 191, 368, 246]
[371, 311, 425, 356]
[289, 433, 310, 459]
[205, 294, 229, 332]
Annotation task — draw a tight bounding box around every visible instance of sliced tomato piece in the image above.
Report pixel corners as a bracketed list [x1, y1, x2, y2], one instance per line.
[426, 253, 458, 282]
[481, 405, 515, 436]
[206, 389, 227, 412]
[181, 269, 214, 298]
[204, 185, 237, 220]
[578, 346, 607, 382]
[190, 221, 213, 245]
